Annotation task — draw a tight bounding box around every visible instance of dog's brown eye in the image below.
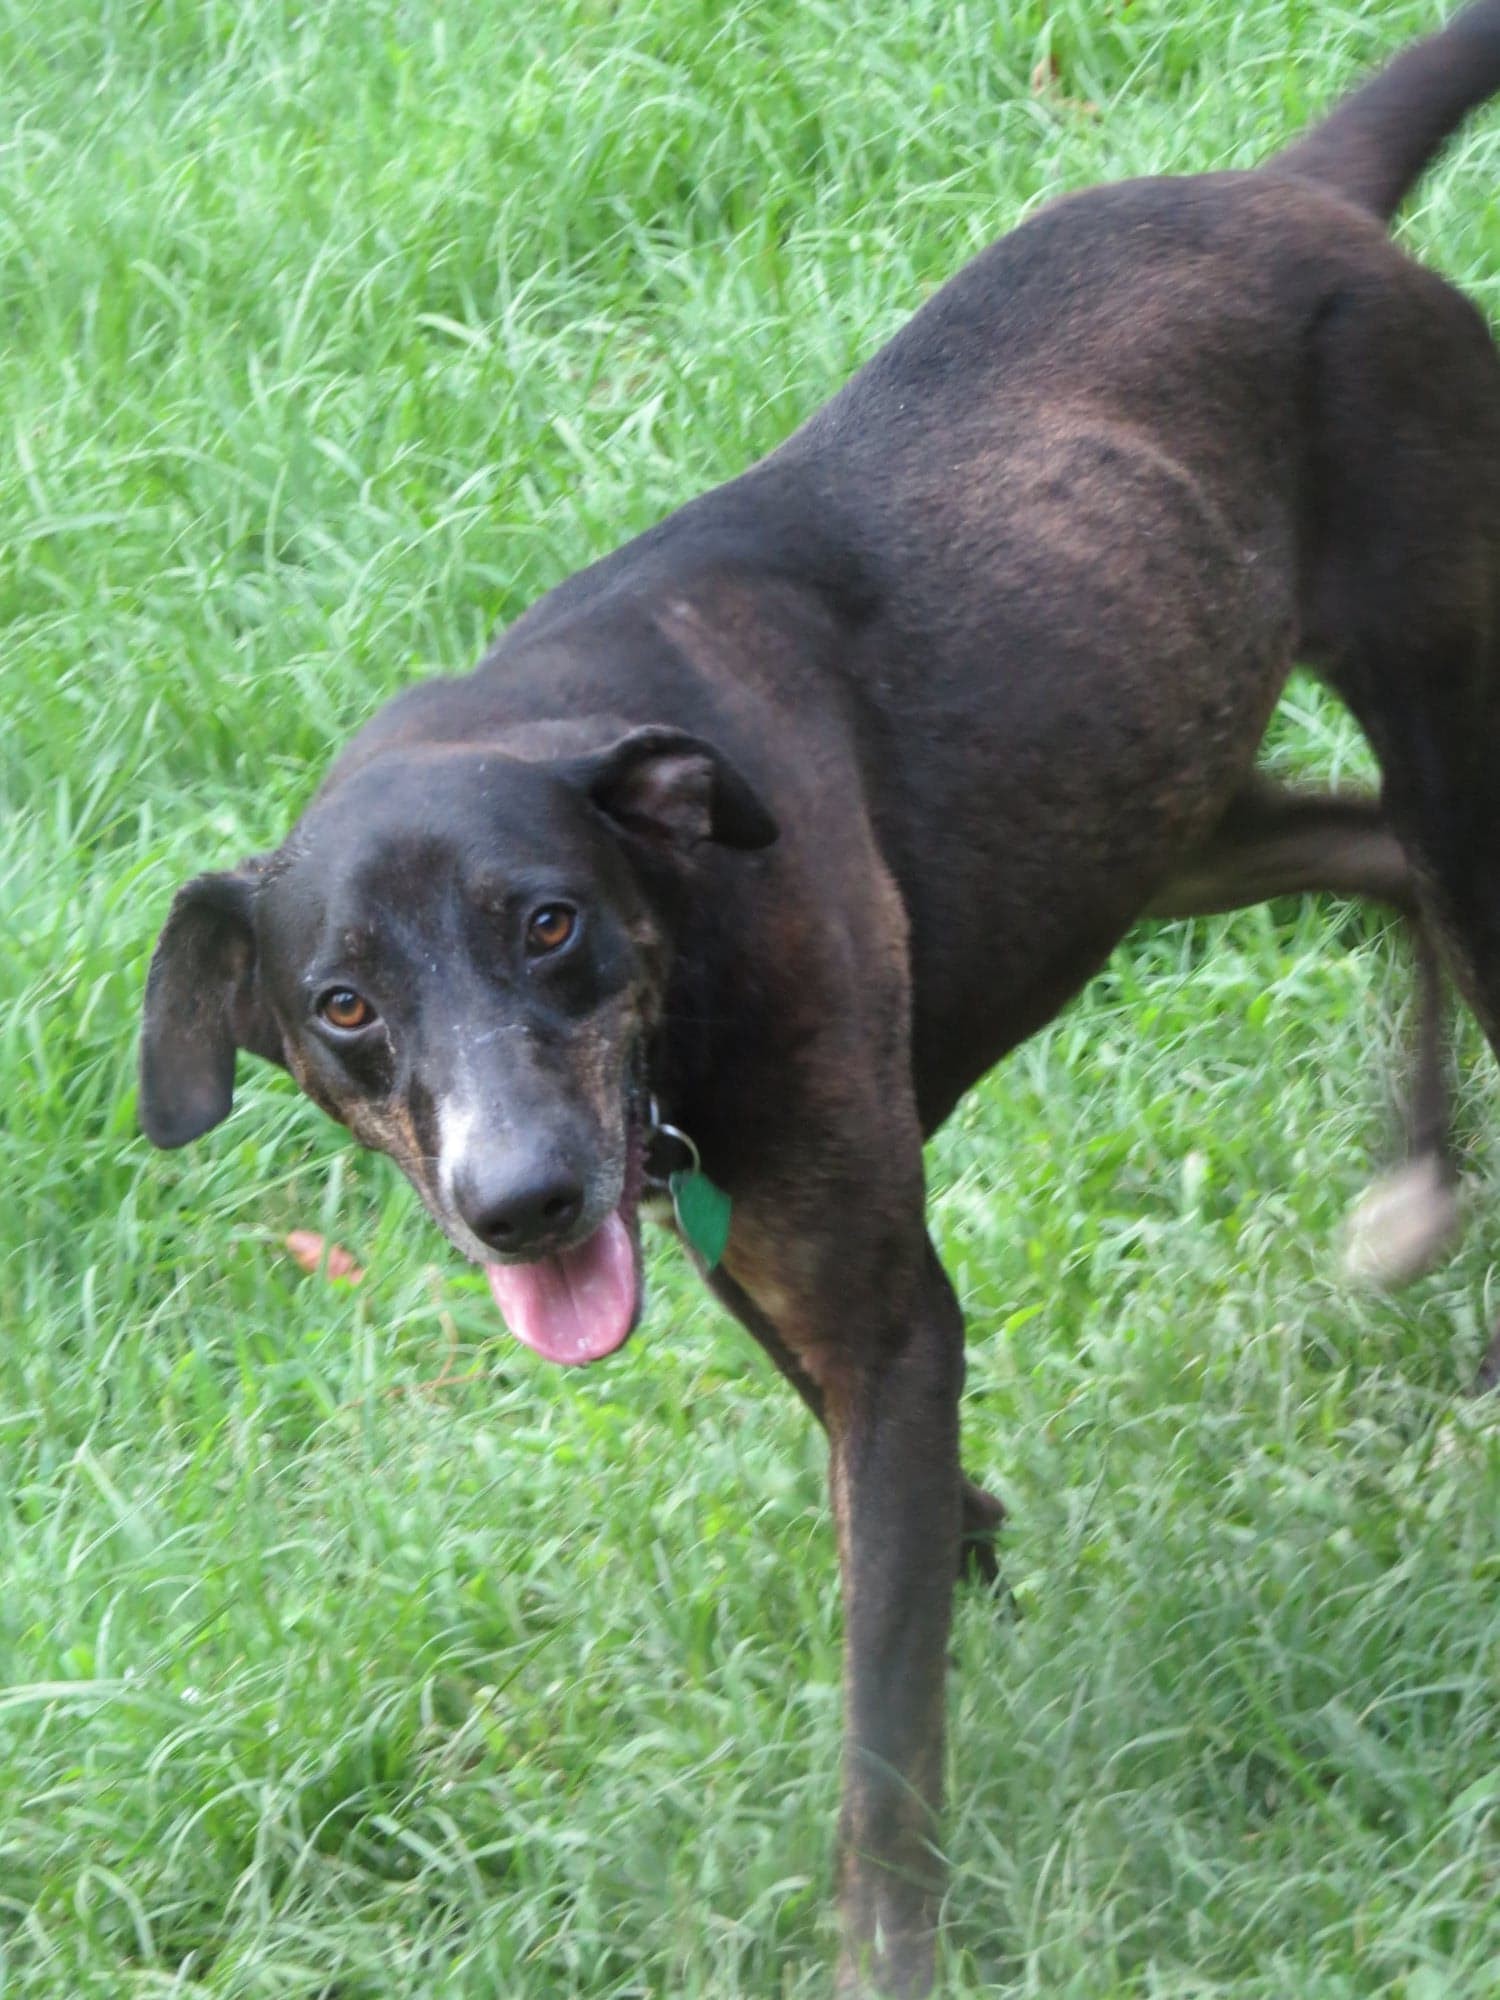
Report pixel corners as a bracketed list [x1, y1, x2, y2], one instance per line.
[526, 904, 577, 955]
[318, 988, 375, 1032]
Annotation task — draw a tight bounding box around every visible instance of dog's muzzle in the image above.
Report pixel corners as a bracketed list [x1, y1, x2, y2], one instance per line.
[481, 1101, 650, 1366]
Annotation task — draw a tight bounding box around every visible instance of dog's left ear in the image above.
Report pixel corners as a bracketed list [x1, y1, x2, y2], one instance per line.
[573, 724, 778, 851]
[138, 865, 286, 1149]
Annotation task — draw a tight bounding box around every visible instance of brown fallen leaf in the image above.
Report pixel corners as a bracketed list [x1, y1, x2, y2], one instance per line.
[1030, 51, 1098, 116]
[285, 1230, 365, 1285]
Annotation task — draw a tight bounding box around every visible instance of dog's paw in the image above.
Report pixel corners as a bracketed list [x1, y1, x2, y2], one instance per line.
[1341, 1153, 1462, 1290]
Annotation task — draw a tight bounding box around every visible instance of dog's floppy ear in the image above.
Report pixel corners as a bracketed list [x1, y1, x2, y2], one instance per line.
[139, 867, 285, 1149]
[573, 725, 778, 851]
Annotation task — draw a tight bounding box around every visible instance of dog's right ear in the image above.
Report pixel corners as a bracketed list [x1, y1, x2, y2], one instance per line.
[139, 868, 284, 1149]
[573, 725, 779, 852]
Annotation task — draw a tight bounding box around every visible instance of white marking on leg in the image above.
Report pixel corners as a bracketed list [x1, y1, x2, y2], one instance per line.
[1342, 1152, 1463, 1290]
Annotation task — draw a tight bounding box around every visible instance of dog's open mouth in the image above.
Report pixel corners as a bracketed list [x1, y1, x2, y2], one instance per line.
[484, 1213, 640, 1365]
[482, 1116, 646, 1367]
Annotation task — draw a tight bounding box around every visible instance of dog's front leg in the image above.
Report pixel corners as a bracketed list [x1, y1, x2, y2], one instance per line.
[711, 1264, 1004, 1588]
[826, 1242, 965, 1998]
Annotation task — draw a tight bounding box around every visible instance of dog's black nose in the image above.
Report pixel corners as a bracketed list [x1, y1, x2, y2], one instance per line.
[456, 1159, 585, 1256]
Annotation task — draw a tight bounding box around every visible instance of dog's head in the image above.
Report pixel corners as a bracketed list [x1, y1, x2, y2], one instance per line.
[139, 720, 776, 1363]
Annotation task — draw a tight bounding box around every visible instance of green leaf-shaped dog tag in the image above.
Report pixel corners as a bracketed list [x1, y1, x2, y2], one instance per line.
[670, 1168, 732, 1270]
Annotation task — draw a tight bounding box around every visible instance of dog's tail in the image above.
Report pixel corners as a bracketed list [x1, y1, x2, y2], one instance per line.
[1270, 0, 1500, 222]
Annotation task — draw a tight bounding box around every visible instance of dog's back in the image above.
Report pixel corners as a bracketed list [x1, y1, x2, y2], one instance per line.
[750, 6, 1500, 1119]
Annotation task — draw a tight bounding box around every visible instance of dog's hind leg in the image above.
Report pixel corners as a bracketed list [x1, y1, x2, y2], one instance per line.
[1145, 777, 1415, 919]
[1340, 929, 1459, 1288]
[1149, 778, 1460, 1286]
[1287, 268, 1500, 1361]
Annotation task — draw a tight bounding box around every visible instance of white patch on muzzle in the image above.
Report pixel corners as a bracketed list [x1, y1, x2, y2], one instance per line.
[437, 1098, 480, 1210]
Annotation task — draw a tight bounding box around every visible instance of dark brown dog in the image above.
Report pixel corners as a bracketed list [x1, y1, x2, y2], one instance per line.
[140, 10, 1500, 1991]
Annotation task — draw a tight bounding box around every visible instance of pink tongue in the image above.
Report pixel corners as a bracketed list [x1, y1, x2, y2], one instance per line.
[485, 1211, 639, 1366]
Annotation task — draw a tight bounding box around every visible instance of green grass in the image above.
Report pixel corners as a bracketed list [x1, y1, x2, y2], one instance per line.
[6, 0, 1500, 1992]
